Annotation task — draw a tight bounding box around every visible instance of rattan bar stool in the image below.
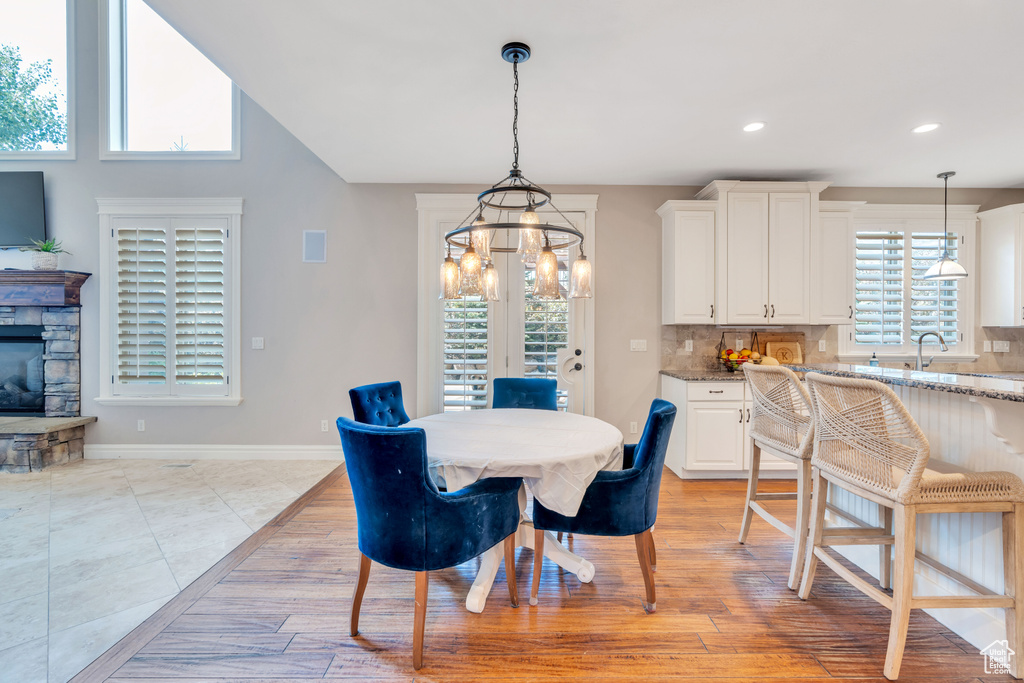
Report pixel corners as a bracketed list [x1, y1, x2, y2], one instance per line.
[798, 372, 1024, 680]
[739, 364, 816, 590]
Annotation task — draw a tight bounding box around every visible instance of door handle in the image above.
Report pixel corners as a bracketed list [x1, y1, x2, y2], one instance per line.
[770, 304, 775, 319]
[849, 305, 853, 319]
[763, 304, 768, 318]
[574, 348, 582, 356]
[738, 408, 743, 423]
[572, 362, 582, 371]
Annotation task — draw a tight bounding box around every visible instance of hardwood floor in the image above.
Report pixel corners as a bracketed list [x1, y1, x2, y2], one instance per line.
[73, 469, 1015, 681]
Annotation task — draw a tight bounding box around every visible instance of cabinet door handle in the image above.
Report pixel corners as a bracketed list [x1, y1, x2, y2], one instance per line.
[763, 304, 768, 318]
[746, 408, 751, 423]
[849, 305, 853, 319]
[739, 408, 744, 423]
[770, 304, 775, 319]
[709, 304, 714, 318]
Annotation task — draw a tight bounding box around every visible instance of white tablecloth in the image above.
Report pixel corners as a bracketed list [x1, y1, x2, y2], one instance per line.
[408, 409, 624, 517]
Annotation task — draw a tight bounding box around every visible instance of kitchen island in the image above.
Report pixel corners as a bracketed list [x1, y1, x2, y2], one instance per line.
[786, 363, 1024, 651]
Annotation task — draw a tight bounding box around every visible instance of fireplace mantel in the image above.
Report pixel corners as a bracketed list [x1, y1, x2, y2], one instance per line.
[0, 270, 91, 306]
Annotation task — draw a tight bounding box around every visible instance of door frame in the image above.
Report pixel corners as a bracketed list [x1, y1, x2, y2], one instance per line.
[415, 193, 598, 417]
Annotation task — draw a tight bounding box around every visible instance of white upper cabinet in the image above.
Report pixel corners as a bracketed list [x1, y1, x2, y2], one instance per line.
[766, 193, 810, 324]
[658, 201, 717, 324]
[811, 202, 860, 324]
[979, 203, 1024, 327]
[726, 193, 771, 324]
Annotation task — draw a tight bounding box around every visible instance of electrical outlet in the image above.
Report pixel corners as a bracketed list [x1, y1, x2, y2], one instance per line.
[137, 419, 145, 432]
[321, 420, 330, 432]
[818, 339, 827, 353]
[995, 341, 1011, 353]
[629, 421, 638, 434]
[629, 339, 647, 352]
[684, 339, 693, 353]
[736, 338, 743, 350]
[984, 340, 993, 353]
[251, 337, 265, 350]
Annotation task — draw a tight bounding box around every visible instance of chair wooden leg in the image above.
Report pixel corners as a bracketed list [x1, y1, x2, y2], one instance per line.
[557, 532, 563, 544]
[738, 443, 761, 544]
[530, 527, 545, 606]
[635, 529, 656, 613]
[883, 504, 916, 681]
[1003, 503, 1024, 678]
[879, 503, 893, 590]
[648, 528, 657, 572]
[504, 533, 519, 608]
[787, 458, 812, 590]
[350, 553, 371, 637]
[798, 468, 828, 600]
[413, 571, 429, 671]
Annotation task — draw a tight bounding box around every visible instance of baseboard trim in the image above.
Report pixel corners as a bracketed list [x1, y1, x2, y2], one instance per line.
[84, 444, 344, 461]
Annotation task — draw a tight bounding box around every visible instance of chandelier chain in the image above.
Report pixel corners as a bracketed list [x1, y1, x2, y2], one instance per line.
[512, 55, 520, 170]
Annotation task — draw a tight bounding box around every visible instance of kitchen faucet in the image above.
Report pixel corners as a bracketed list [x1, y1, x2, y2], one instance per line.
[915, 332, 948, 371]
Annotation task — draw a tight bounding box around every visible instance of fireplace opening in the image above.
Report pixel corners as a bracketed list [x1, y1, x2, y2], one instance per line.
[0, 325, 45, 416]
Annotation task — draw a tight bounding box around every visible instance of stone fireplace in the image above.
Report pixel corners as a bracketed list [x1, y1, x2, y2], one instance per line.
[0, 271, 96, 473]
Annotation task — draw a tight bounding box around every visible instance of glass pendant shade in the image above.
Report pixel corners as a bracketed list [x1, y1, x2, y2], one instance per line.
[458, 245, 483, 297]
[471, 215, 491, 260]
[440, 254, 460, 300]
[482, 261, 501, 301]
[517, 211, 543, 264]
[569, 254, 592, 299]
[533, 246, 561, 299]
[923, 254, 968, 280]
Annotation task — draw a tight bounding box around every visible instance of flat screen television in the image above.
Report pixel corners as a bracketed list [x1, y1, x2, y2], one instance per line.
[0, 172, 47, 248]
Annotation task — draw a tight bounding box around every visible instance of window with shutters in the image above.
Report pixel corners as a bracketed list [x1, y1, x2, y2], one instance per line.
[97, 199, 242, 405]
[442, 283, 490, 412]
[523, 252, 569, 410]
[841, 215, 975, 361]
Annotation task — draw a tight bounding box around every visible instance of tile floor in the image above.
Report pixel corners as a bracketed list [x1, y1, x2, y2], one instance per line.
[0, 457, 340, 683]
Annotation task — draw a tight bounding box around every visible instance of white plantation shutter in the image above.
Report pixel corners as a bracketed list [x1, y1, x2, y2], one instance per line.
[116, 219, 169, 389]
[443, 294, 489, 411]
[523, 253, 570, 410]
[854, 232, 904, 345]
[911, 232, 959, 345]
[174, 220, 227, 386]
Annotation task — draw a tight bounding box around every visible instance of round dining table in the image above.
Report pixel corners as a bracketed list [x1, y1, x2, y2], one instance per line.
[407, 408, 624, 612]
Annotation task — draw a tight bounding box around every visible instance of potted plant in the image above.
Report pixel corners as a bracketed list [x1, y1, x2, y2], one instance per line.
[21, 238, 71, 271]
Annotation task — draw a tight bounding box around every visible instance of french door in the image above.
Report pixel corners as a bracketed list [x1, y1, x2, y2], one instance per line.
[426, 203, 594, 416]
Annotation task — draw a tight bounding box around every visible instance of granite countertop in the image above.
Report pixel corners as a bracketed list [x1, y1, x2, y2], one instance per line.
[660, 369, 746, 382]
[787, 363, 1024, 403]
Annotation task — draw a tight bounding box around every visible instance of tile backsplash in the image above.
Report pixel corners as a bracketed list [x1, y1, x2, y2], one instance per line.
[662, 325, 1024, 374]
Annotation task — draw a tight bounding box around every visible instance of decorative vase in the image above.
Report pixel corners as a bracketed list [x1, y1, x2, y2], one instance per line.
[31, 252, 58, 270]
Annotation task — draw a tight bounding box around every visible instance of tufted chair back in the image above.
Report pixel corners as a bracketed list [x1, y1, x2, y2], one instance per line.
[349, 381, 411, 427]
[491, 377, 558, 411]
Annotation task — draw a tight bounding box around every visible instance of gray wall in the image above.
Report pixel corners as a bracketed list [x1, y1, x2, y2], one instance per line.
[3, 0, 1024, 447]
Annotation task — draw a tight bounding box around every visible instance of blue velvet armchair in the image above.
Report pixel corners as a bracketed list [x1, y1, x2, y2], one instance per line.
[530, 398, 677, 613]
[336, 417, 522, 670]
[492, 377, 558, 411]
[349, 381, 411, 427]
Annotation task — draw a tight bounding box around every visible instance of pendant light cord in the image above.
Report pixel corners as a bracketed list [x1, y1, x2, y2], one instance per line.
[943, 174, 949, 251]
[512, 55, 520, 171]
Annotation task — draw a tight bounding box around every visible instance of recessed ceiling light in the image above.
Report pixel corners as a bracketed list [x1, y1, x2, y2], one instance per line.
[743, 122, 766, 132]
[912, 122, 941, 133]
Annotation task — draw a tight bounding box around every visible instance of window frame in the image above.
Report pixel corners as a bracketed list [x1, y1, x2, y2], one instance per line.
[98, 0, 241, 161]
[0, 0, 76, 160]
[96, 197, 243, 406]
[838, 203, 979, 364]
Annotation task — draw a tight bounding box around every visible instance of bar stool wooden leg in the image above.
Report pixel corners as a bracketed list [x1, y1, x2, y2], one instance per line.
[413, 571, 429, 671]
[798, 469, 828, 600]
[350, 553, 371, 637]
[788, 458, 813, 590]
[739, 444, 762, 544]
[530, 527, 545, 606]
[883, 503, 916, 681]
[879, 504, 893, 590]
[1003, 503, 1024, 678]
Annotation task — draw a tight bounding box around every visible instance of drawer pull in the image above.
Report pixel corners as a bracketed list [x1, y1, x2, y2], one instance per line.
[708, 390, 724, 394]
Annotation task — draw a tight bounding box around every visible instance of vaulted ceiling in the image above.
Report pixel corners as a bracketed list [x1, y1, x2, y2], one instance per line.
[145, 0, 1024, 188]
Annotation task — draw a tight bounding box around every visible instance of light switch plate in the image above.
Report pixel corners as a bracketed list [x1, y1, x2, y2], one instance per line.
[995, 341, 1011, 353]
[629, 421, 638, 434]
[251, 337, 265, 350]
[684, 339, 693, 353]
[984, 340, 993, 353]
[630, 339, 647, 352]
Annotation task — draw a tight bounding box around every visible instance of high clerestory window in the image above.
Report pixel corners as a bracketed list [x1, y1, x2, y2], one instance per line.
[0, 0, 74, 158]
[101, 0, 239, 159]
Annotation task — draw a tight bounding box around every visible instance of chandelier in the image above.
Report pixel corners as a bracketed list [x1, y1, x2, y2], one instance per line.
[441, 42, 592, 302]
[922, 171, 968, 280]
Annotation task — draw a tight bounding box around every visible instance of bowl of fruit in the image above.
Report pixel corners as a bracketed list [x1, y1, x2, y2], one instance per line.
[719, 347, 761, 372]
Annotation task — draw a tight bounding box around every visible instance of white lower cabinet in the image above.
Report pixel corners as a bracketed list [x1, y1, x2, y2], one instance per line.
[661, 375, 795, 477]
